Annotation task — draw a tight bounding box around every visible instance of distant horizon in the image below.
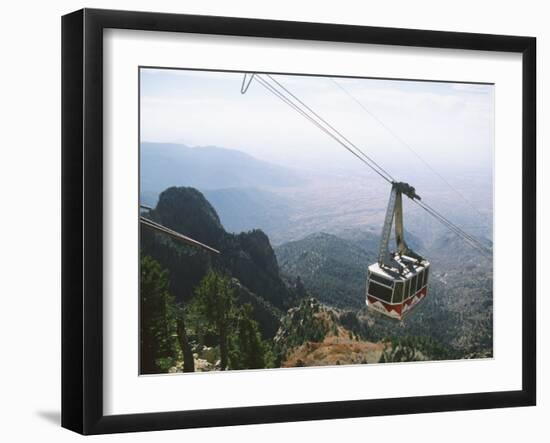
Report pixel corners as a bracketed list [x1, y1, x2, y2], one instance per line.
[139, 139, 494, 179]
[140, 68, 494, 174]
[140, 139, 493, 244]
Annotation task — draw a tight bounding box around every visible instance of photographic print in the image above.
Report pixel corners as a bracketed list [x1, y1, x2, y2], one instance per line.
[61, 10, 536, 433]
[138, 68, 494, 375]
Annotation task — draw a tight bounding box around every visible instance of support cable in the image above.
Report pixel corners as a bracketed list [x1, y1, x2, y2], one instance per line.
[267, 74, 396, 183]
[253, 75, 394, 184]
[242, 73, 491, 258]
[330, 77, 491, 226]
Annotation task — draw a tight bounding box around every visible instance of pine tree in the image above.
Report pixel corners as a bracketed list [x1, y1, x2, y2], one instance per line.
[175, 304, 195, 372]
[229, 304, 265, 370]
[191, 271, 235, 370]
[140, 255, 178, 374]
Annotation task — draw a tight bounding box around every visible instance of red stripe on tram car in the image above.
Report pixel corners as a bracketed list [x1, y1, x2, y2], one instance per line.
[368, 286, 428, 319]
[366, 296, 403, 315]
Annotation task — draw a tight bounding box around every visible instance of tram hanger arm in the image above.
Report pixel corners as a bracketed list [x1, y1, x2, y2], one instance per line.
[378, 182, 422, 268]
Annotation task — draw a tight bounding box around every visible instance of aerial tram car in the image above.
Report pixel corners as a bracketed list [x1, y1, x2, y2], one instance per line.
[365, 182, 429, 320]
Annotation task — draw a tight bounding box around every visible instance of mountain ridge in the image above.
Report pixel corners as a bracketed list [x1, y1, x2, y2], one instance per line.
[275, 232, 376, 309]
[140, 186, 299, 339]
[140, 142, 303, 198]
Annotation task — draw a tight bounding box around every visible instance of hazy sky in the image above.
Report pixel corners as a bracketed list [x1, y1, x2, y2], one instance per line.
[140, 68, 494, 177]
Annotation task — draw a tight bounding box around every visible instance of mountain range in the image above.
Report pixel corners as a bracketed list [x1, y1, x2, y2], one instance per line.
[140, 142, 493, 249]
[139, 142, 493, 364]
[140, 142, 302, 198]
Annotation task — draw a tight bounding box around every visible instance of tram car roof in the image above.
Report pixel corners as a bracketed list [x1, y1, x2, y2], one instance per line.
[368, 255, 429, 282]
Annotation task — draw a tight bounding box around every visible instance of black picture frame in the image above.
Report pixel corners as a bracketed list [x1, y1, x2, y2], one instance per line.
[62, 8, 536, 435]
